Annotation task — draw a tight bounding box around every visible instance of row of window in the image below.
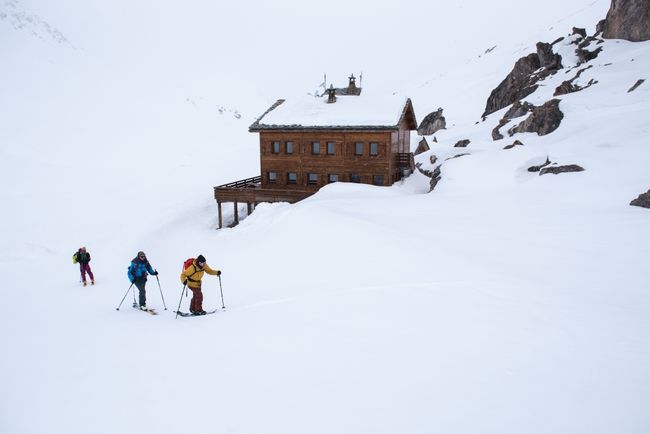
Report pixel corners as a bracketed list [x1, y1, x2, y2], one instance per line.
[268, 171, 385, 186]
[271, 141, 381, 156]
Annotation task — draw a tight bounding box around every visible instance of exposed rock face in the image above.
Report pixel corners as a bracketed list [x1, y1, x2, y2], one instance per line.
[576, 46, 603, 64]
[414, 137, 430, 155]
[539, 164, 585, 175]
[482, 43, 563, 117]
[508, 99, 564, 136]
[492, 100, 536, 141]
[454, 139, 470, 148]
[417, 108, 446, 135]
[503, 100, 536, 119]
[630, 190, 650, 208]
[536, 42, 562, 70]
[482, 54, 540, 117]
[602, 0, 650, 41]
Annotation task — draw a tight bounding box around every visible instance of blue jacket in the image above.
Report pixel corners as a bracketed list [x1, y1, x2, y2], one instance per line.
[128, 257, 156, 283]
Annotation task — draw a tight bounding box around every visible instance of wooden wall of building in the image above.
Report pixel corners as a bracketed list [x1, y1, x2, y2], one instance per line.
[259, 130, 396, 189]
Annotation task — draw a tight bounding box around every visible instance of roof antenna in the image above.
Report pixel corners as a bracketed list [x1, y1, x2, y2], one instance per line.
[359, 72, 363, 88]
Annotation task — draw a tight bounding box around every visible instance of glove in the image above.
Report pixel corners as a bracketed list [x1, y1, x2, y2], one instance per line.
[152, 270, 159, 275]
[216, 270, 221, 276]
[183, 280, 188, 286]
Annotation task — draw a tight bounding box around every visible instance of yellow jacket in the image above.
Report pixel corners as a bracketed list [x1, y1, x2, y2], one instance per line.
[180, 260, 220, 289]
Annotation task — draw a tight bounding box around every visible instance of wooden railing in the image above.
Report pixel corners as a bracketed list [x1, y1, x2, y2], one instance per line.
[214, 176, 313, 204]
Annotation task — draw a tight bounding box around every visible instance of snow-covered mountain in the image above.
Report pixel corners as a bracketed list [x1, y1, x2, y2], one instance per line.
[1, 1, 648, 433]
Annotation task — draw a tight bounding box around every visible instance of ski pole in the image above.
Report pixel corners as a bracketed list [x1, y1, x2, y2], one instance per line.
[116, 283, 135, 311]
[175, 284, 187, 319]
[132, 285, 137, 308]
[155, 273, 167, 310]
[218, 275, 226, 309]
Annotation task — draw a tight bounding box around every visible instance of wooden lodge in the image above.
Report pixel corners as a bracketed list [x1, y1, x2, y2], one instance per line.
[214, 75, 418, 228]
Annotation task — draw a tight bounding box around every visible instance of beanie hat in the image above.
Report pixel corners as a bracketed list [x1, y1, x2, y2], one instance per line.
[197, 254, 206, 264]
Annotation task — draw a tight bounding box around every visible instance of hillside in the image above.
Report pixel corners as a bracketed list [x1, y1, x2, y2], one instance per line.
[1, 1, 649, 433]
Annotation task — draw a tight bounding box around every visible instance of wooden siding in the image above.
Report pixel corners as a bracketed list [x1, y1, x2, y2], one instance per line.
[260, 130, 395, 188]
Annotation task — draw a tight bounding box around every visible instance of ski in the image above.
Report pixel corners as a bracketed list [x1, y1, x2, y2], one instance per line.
[132, 304, 158, 315]
[174, 309, 220, 317]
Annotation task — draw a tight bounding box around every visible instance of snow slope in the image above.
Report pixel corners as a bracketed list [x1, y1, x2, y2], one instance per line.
[1, 0, 649, 433]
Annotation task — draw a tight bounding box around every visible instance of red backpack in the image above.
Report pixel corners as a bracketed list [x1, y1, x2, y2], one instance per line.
[183, 258, 195, 271]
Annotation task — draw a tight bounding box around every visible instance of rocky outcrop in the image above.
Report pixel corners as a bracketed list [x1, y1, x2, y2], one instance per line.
[539, 164, 585, 175]
[630, 190, 650, 208]
[414, 137, 430, 155]
[492, 100, 536, 141]
[417, 161, 442, 192]
[528, 157, 552, 172]
[417, 108, 446, 135]
[508, 99, 564, 137]
[482, 43, 563, 117]
[554, 65, 597, 96]
[628, 79, 645, 93]
[454, 139, 470, 148]
[602, 0, 650, 42]
[503, 140, 524, 150]
[572, 27, 587, 38]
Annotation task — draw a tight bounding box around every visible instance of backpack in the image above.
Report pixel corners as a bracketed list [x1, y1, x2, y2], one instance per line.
[183, 258, 195, 271]
[72, 252, 79, 264]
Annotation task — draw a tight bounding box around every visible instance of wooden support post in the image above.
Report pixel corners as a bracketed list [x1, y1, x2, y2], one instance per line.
[247, 202, 252, 216]
[217, 201, 223, 229]
[233, 201, 239, 226]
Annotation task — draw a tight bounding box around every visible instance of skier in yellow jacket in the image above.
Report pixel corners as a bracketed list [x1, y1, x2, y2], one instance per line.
[180, 254, 220, 315]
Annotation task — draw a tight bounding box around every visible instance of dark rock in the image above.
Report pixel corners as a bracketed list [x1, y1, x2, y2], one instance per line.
[430, 154, 438, 165]
[628, 79, 645, 92]
[602, 0, 650, 41]
[482, 53, 541, 117]
[576, 46, 603, 64]
[503, 100, 536, 119]
[417, 164, 442, 192]
[551, 36, 565, 45]
[572, 27, 587, 38]
[554, 78, 597, 96]
[417, 108, 446, 135]
[454, 139, 470, 148]
[508, 99, 564, 136]
[445, 153, 470, 161]
[414, 137, 430, 155]
[539, 164, 585, 175]
[504, 140, 524, 150]
[528, 157, 551, 172]
[596, 19, 607, 36]
[630, 189, 650, 208]
[483, 43, 564, 117]
[432, 136, 438, 143]
[537, 42, 562, 69]
[492, 118, 509, 141]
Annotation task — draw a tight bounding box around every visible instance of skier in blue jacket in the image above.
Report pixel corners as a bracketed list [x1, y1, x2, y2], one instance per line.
[127, 251, 158, 309]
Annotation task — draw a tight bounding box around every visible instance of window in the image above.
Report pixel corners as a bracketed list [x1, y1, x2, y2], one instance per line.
[308, 173, 318, 185]
[312, 142, 320, 154]
[287, 172, 297, 184]
[328, 174, 339, 183]
[370, 142, 379, 156]
[354, 142, 363, 156]
[272, 141, 280, 154]
[350, 173, 361, 183]
[286, 141, 294, 154]
[372, 175, 384, 186]
[268, 171, 278, 183]
[327, 141, 336, 155]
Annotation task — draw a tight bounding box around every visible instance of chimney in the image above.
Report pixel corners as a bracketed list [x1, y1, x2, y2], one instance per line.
[347, 74, 357, 92]
[326, 84, 337, 103]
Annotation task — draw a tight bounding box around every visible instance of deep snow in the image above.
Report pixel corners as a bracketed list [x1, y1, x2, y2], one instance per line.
[1, 0, 649, 433]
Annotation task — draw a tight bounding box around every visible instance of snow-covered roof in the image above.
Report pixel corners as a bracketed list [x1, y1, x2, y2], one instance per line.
[249, 93, 417, 131]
